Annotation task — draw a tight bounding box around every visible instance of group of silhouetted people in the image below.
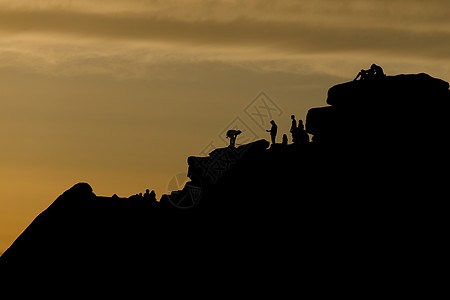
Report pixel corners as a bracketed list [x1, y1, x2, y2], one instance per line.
[266, 115, 309, 146]
[226, 115, 310, 147]
[290, 115, 309, 145]
[128, 189, 157, 201]
[354, 64, 385, 81]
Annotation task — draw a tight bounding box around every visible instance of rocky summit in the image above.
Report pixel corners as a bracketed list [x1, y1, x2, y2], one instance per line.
[1, 72, 448, 294]
[306, 73, 450, 145]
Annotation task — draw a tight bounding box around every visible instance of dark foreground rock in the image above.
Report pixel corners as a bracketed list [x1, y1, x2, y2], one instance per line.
[1, 73, 448, 294]
[306, 73, 450, 145]
[1, 142, 447, 295]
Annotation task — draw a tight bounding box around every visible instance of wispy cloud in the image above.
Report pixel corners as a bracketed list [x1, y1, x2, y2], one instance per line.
[1, 0, 450, 79]
[1, 2, 450, 53]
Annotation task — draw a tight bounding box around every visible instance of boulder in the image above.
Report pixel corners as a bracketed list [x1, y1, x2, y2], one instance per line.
[307, 73, 450, 145]
[327, 73, 449, 106]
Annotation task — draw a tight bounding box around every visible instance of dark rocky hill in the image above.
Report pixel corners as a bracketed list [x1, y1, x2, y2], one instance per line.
[1, 73, 448, 294]
[306, 73, 450, 145]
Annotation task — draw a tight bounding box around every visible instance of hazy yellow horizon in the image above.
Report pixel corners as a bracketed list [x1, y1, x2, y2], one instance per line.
[1, 0, 450, 253]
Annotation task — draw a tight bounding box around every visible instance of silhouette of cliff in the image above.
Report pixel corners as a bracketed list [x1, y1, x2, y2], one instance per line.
[306, 73, 450, 145]
[1, 73, 448, 294]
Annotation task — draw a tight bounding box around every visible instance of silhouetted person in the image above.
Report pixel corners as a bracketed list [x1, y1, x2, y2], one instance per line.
[149, 190, 156, 201]
[144, 189, 157, 201]
[290, 115, 298, 144]
[266, 120, 278, 145]
[354, 64, 385, 81]
[282, 134, 288, 146]
[370, 64, 386, 78]
[226, 129, 242, 148]
[297, 120, 309, 144]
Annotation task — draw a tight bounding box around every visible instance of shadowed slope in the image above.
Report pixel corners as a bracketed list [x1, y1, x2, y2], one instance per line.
[1, 73, 448, 293]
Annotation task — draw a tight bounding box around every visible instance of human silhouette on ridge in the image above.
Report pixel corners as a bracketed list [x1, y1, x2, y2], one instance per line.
[354, 64, 385, 81]
[144, 189, 157, 201]
[266, 120, 278, 145]
[290, 115, 298, 143]
[226, 129, 242, 148]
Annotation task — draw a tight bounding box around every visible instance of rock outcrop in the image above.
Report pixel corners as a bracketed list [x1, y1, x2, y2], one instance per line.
[306, 73, 450, 145]
[1, 73, 449, 294]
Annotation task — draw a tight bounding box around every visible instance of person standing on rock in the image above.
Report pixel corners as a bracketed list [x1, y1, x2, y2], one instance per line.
[290, 115, 298, 144]
[266, 120, 278, 145]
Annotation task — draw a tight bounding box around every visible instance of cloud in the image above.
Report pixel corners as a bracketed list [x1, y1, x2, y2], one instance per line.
[1, 2, 450, 57]
[3, 1, 450, 24]
[1, 1, 450, 80]
[0, 11, 450, 58]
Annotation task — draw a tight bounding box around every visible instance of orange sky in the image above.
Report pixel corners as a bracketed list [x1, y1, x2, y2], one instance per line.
[1, 0, 450, 253]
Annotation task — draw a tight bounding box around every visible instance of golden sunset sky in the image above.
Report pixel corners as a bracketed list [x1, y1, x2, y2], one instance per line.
[1, 0, 450, 253]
